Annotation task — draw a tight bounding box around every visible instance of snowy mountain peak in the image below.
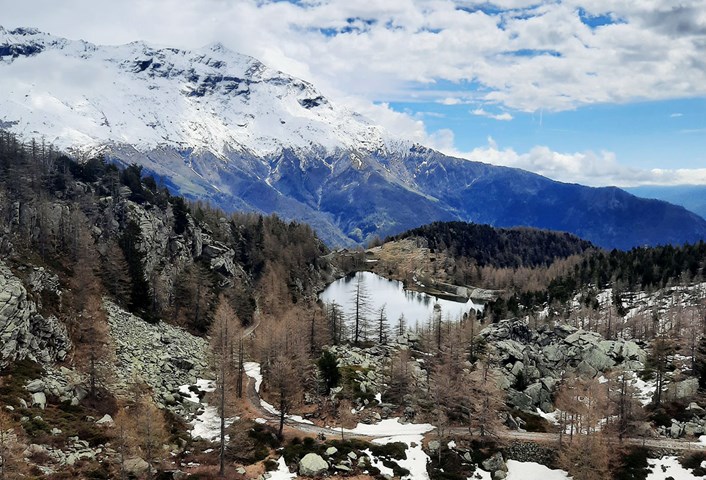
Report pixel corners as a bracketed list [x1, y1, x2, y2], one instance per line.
[0, 27, 389, 158]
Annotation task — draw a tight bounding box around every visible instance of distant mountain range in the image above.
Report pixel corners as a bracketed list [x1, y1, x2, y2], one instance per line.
[626, 185, 706, 221]
[2, 26, 706, 249]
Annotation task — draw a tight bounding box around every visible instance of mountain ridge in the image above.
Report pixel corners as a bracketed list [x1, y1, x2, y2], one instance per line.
[2, 26, 706, 249]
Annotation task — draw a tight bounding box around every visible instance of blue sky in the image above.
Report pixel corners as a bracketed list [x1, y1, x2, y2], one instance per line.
[3, 0, 706, 186]
[391, 96, 706, 170]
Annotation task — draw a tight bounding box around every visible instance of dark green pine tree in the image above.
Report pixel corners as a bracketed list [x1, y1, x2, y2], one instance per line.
[696, 336, 706, 390]
[317, 350, 340, 395]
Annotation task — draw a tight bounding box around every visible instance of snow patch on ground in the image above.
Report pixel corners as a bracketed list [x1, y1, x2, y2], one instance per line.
[266, 456, 297, 479]
[344, 418, 434, 437]
[468, 469, 493, 480]
[536, 408, 560, 425]
[374, 435, 429, 480]
[363, 448, 395, 477]
[179, 378, 237, 441]
[190, 405, 237, 442]
[344, 418, 435, 480]
[243, 361, 313, 424]
[630, 372, 657, 406]
[244, 362, 263, 392]
[506, 460, 570, 480]
[647, 456, 702, 480]
[260, 398, 314, 425]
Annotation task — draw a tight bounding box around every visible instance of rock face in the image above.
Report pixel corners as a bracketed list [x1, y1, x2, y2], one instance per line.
[104, 300, 209, 411]
[0, 260, 71, 367]
[479, 319, 646, 412]
[666, 378, 699, 400]
[298, 453, 329, 477]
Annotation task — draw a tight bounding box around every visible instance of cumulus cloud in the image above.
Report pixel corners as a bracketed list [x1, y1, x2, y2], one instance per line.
[427, 133, 706, 187]
[4, 0, 706, 113]
[3, 1, 705, 186]
[471, 108, 513, 121]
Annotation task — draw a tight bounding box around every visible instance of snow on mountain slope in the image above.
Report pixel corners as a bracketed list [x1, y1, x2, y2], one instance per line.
[0, 26, 387, 159]
[3, 27, 706, 249]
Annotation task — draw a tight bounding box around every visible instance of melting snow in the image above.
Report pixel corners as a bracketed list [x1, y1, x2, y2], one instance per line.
[647, 456, 703, 480]
[179, 378, 237, 442]
[536, 408, 560, 426]
[267, 456, 297, 480]
[244, 362, 314, 425]
[244, 362, 263, 392]
[344, 419, 435, 480]
[363, 448, 396, 477]
[506, 460, 570, 480]
[630, 372, 657, 406]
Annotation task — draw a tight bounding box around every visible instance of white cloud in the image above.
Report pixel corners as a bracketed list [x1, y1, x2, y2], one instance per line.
[427, 133, 706, 187]
[670, 113, 683, 118]
[4, 0, 706, 114]
[3, 1, 705, 186]
[471, 108, 513, 121]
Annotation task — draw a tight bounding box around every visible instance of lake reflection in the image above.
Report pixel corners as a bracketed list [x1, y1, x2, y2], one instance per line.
[319, 271, 483, 329]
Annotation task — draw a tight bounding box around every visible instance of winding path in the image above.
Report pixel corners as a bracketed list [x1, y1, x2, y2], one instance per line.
[239, 316, 705, 452]
[244, 369, 706, 451]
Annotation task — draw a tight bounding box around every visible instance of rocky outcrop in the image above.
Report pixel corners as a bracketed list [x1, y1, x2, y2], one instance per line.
[23, 436, 116, 473]
[665, 378, 699, 400]
[23, 365, 88, 411]
[479, 319, 646, 412]
[0, 260, 70, 367]
[104, 300, 209, 411]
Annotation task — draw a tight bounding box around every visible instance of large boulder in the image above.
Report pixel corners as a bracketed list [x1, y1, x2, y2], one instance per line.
[666, 378, 699, 400]
[299, 453, 329, 477]
[581, 347, 615, 371]
[31, 392, 46, 409]
[124, 457, 150, 475]
[482, 452, 506, 473]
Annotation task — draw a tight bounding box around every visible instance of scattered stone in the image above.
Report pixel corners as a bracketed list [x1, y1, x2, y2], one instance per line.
[479, 319, 646, 412]
[26, 379, 45, 393]
[95, 414, 114, 426]
[325, 447, 338, 456]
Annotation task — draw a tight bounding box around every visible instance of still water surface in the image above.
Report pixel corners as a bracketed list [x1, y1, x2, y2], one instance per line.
[319, 271, 483, 329]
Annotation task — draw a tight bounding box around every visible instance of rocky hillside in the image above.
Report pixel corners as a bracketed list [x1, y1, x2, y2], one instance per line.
[0, 130, 342, 477]
[0, 261, 70, 368]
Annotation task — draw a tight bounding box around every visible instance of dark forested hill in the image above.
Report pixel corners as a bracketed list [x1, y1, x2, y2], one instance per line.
[391, 221, 594, 269]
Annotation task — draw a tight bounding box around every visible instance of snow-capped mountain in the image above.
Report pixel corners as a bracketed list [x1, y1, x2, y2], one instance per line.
[0, 26, 387, 157]
[2, 26, 706, 249]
